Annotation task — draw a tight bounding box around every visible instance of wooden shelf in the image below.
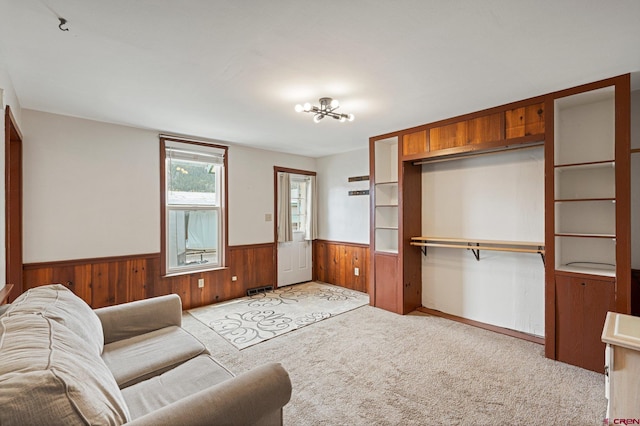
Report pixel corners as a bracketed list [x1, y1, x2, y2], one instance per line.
[556, 264, 616, 278]
[375, 181, 398, 186]
[410, 237, 545, 262]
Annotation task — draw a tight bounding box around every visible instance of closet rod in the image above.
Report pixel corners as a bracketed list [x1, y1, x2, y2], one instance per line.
[410, 237, 545, 264]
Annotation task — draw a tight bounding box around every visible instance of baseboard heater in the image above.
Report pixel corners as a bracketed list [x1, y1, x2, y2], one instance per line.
[246, 285, 273, 296]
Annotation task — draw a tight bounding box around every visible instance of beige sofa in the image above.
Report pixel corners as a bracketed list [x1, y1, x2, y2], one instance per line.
[0, 284, 292, 425]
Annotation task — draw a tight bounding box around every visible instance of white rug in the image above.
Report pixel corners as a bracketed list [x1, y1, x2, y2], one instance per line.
[188, 281, 369, 349]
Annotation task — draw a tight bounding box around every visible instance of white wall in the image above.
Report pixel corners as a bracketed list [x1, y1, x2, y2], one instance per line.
[21, 110, 316, 262]
[0, 68, 22, 291]
[228, 145, 315, 246]
[22, 110, 160, 262]
[421, 148, 545, 336]
[316, 148, 369, 244]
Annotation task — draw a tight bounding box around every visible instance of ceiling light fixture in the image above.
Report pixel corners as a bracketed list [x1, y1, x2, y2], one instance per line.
[294, 97, 355, 123]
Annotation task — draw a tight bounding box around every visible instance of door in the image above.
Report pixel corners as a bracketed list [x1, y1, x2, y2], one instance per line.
[276, 172, 313, 287]
[555, 273, 615, 373]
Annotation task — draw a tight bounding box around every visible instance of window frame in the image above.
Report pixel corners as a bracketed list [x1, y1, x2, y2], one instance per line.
[160, 136, 228, 276]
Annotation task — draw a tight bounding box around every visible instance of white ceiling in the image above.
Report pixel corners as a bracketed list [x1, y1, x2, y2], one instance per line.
[1, 1, 639, 158]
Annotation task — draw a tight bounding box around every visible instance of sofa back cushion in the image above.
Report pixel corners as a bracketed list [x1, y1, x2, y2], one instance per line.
[0, 314, 131, 425]
[4, 284, 104, 355]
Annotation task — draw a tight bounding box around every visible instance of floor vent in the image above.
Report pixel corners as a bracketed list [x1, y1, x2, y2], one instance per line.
[246, 285, 274, 296]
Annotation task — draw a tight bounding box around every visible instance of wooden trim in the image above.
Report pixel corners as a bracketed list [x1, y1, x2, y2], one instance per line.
[614, 74, 631, 314]
[273, 166, 316, 176]
[401, 158, 422, 314]
[368, 137, 377, 306]
[631, 148, 640, 154]
[5, 105, 23, 301]
[0, 284, 14, 305]
[416, 307, 545, 345]
[544, 96, 556, 360]
[159, 137, 229, 277]
[314, 239, 369, 249]
[160, 139, 167, 276]
[273, 166, 317, 288]
[5, 105, 23, 140]
[24, 253, 160, 270]
[548, 74, 628, 102]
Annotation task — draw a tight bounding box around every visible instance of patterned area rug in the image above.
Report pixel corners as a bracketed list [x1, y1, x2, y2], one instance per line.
[188, 281, 369, 349]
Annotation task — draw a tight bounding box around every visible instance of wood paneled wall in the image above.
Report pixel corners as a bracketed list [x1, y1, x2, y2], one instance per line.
[313, 240, 369, 293]
[22, 243, 276, 310]
[22, 241, 369, 309]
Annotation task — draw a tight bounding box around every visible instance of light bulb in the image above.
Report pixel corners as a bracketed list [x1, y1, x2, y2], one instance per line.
[339, 115, 346, 123]
[330, 99, 340, 109]
[294, 104, 303, 112]
[313, 114, 323, 123]
[347, 114, 355, 122]
[303, 102, 311, 112]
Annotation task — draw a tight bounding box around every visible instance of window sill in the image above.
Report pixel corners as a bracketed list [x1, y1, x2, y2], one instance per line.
[163, 266, 228, 278]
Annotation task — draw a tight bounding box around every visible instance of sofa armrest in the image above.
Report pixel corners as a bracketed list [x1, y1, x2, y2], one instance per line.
[127, 362, 292, 426]
[0, 304, 10, 316]
[95, 294, 182, 344]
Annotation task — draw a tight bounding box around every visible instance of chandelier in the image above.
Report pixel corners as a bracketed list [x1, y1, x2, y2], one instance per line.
[294, 97, 355, 123]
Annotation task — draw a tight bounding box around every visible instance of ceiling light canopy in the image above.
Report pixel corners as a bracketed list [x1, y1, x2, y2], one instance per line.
[295, 97, 355, 123]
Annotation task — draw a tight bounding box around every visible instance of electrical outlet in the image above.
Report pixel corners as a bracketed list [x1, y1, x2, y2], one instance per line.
[198, 278, 204, 288]
[231, 276, 238, 282]
[354, 267, 359, 276]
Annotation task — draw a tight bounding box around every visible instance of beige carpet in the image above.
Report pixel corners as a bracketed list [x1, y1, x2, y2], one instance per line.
[183, 299, 606, 425]
[188, 281, 369, 349]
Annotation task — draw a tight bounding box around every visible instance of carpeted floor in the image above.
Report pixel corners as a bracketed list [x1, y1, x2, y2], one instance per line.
[183, 301, 607, 425]
[188, 282, 369, 349]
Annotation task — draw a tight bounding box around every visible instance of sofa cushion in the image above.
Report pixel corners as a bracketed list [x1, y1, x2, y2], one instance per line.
[0, 314, 130, 425]
[102, 325, 207, 388]
[5, 284, 104, 355]
[122, 354, 234, 419]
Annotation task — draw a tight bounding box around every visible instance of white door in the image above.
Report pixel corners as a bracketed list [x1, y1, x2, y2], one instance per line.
[278, 230, 311, 287]
[277, 174, 313, 287]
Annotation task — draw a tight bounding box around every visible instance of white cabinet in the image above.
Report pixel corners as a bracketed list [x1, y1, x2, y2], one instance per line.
[602, 312, 640, 420]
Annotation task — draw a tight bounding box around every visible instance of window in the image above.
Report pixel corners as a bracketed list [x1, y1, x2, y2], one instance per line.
[290, 177, 308, 232]
[161, 137, 227, 275]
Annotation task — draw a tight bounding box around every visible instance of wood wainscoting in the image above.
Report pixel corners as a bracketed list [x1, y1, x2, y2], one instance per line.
[22, 243, 276, 310]
[313, 240, 369, 294]
[21, 241, 371, 308]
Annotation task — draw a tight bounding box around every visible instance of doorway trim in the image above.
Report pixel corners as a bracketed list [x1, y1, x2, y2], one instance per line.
[273, 166, 316, 287]
[5, 105, 23, 301]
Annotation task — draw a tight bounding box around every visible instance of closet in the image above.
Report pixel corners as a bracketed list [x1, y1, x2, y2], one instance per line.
[369, 74, 632, 373]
